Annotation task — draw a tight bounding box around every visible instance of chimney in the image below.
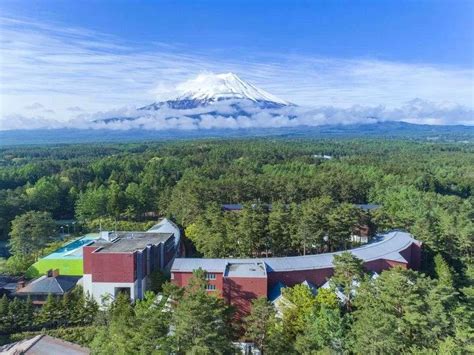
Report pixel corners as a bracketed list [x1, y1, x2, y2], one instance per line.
[16, 280, 26, 291]
[100, 231, 114, 241]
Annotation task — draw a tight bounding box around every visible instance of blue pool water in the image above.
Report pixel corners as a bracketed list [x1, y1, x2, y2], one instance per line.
[43, 234, 99, 259]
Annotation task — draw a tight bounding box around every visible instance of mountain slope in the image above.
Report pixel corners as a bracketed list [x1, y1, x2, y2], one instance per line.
[140, 72, 292, 111]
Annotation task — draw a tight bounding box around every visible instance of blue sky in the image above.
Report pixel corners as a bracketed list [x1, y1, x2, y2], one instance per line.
[0, 0, 473, 128]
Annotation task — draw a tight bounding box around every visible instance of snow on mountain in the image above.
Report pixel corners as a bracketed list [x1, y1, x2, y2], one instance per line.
[140, 72, 293, 110]
[176, 72, 291, 105]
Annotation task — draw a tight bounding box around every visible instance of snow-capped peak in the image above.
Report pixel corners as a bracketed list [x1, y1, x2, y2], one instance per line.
[175, 72, 291, 106]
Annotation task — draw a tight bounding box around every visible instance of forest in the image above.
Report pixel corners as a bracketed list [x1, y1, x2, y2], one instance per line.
[0, 138, 472, 353]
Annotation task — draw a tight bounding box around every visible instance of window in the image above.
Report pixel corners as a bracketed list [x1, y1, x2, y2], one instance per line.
[170, 272, 175, 280]
[205, 284, 216, 291]
[115, 287, 131, 299]
[205, 273, 216, 280]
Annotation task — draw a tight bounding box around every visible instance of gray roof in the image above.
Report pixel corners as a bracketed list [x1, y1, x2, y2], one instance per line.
[171, 231, 419, 274]
[0, 334, 89, 354]
[224, 262, 267, 278]
[94, 232, 173, 253]
[16, 275, 80, 295]
[147, 218, 181, 248]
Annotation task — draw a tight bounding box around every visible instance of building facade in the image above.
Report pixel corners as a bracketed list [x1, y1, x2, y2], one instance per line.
[83, 219, 180, 303]
[171, 231, 421, 315]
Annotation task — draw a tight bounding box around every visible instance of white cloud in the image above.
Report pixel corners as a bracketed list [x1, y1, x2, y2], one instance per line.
[24, 102, 44, 110]
[0, 15, 473, 129]
[2, 98, 470, 131]
[66, 106, 83, 112]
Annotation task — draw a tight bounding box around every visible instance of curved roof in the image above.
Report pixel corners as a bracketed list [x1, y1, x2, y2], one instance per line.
[148, 218, 181, 248]
[171, 231, 420, 274]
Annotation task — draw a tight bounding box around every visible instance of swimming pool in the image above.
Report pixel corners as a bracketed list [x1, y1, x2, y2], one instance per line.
[43, 234, 99, 259]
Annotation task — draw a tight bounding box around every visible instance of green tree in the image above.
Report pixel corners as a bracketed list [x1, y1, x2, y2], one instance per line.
[350, 267, 456, 353]
[0, 295, 10, 333]
[267, 202, 292, 256]
[37, 294, 60, 328]
[331, 252, 365, 310]
[235, 203, 268, 257]
[327, 203, 362, 251]
[315, 287, 340, 310]
[9, 211, 56, 259]
[245, 297, 276, 353]
[75, 185, 108, 221]
[295, 305, 345, 354]
[25, 177, 62, 213]
[295, 196, 334, 255]
[185, 203, 234, 257]
[171, 269, 235, 354]
[280, 283, 317, 338]
[90, 292, 140, 354]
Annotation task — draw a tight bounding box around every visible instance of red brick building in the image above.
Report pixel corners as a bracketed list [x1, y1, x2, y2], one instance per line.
[171, 231, 421, 315]
[83, 219, 181, 304]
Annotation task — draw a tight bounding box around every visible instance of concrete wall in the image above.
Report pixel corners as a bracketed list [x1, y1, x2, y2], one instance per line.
[83, 274, 139, 305]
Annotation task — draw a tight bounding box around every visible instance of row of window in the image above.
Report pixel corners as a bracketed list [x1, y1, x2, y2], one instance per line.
[205, 284, 216, 291]
[205, 273, 216, 280]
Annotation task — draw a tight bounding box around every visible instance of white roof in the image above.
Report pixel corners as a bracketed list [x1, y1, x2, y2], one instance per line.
[171, 231, 419, 273]
[148, 218, 181, 248]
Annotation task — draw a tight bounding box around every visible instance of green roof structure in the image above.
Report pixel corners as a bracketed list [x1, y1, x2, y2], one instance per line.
[26, 234, 99, 278]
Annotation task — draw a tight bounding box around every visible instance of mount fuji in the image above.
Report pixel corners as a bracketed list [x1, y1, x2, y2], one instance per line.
[98, 73, 295, 124]
[142, 72, 291, 109]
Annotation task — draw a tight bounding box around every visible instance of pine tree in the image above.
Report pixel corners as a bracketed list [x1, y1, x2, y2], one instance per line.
[268, 202, 291, 256]
[82, 292, 99, 325]
[59, 291, 72, 326]
[23, 296, 34, 330]
[280, 283, 318, 338]
[295, 305, 345, 353]
[350, 267, 456, 353]
[236, 202, 268, 257]
[90, 293, 140, 354]
[295, 196, 334, 255]
[8, 297, 25, 332]
[171, 269, 234, 353]
[0, 295, 10, 333]
[37, 294, 59, 328]
[327, 203, 363, 251]
[245, 297, 276, 353]
[332, 251, 365, 310]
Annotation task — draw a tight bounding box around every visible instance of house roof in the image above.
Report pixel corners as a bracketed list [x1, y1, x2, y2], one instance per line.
[15, 275, 80, 295]
[224, 262, 267, 278]
[92, 232, 173, 253]
[171, 231, 419, 273]
[0, 334, 89, 354]
[147, 218, 181, 248]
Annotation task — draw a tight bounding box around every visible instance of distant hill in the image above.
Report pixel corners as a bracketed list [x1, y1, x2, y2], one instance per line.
[0, 121, 472, 146]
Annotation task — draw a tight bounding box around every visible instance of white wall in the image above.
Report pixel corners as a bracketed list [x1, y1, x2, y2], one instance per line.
[83, 273, 139, 306]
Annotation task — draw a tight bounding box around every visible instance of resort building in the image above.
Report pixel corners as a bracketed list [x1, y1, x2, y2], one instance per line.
[26, 234, 101, 278]
[82, 219, 180, 303]
[171, 231, 421, 316]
